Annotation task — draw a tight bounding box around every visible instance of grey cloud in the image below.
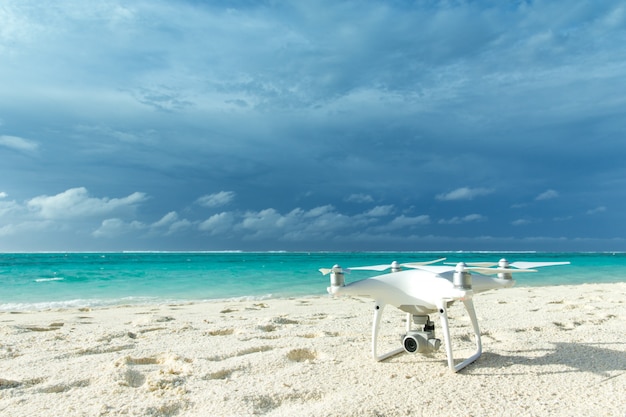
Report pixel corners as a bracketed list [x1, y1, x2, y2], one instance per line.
[197, 191, 236, 208]
[439, 214, 487, 225]
[536, 190, 559, 201]
[436, 187, 494, 201]
[0, 135, 39, 152]
[27, 188, 148, 220]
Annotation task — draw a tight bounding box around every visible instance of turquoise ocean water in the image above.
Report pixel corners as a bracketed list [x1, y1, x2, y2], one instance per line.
[0, 252, 624, 311]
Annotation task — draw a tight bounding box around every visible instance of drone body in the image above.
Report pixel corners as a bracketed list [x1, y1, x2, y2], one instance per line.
[327, 268, 515, 312]
[321, 259, 570, 372]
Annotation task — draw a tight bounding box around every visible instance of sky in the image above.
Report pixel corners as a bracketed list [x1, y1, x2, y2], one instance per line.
[1, 0, 626, 252]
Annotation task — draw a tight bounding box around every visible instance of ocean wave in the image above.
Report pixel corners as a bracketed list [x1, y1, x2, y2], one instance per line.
[0, 296, 160, 312]
[0, 293, 280, 312]
[34, 277, 65, 282]
[200, 293, 275, 303]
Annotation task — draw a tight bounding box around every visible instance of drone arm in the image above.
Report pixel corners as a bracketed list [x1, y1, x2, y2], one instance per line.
[438, 298, 482, 373]
[371, 303, 404, 361]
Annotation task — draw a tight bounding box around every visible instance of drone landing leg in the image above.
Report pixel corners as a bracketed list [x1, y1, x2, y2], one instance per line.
[438, 299, 482, 373]
[371, 303, 404, 361]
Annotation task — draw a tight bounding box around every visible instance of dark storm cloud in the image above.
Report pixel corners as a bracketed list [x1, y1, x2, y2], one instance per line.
[1, 0, 625, 251]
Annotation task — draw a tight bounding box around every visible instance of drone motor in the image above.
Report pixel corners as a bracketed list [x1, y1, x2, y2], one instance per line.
[329, 265, 345, 287]
[453, 262, 472, 289]
[497, 258, 513, 280]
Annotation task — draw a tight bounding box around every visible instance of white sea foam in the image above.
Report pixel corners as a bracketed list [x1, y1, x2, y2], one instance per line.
[0, 293, 281, 312]
[201, 293, 275, 303]
[0, 296, 162, 312]
[34, 277, 64, 282]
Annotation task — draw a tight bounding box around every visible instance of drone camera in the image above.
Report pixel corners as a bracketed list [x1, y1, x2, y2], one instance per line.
[402, 330, 441, 354]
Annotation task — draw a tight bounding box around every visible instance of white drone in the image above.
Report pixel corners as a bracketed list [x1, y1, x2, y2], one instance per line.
[320, 258, 570, 372]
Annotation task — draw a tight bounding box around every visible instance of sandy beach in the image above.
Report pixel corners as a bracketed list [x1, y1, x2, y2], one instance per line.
[1, 282, 624, 416]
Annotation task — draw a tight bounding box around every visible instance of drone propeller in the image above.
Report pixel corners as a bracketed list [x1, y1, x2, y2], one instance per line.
[503, 261, 570, 269]
[467, 266, 537, 275]
[447, 259, 570, 270]
[411, 262, 537, 275]
[347, 258, 447, 272]
[319, 265, 350, 276]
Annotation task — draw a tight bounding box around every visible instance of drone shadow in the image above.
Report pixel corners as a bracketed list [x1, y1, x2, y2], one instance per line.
[467, 341, 626, 379]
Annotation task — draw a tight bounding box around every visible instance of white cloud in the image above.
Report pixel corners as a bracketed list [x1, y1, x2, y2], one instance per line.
[234, 205, 354, 241]
[345, 193, 374, 203]
[462, 213, 486, 222]
[199, 212, 236, 236]
[94, 210, 194, 238]
[149, 211, 191, 235]
[439, 214, 486, 224]
[436, 187, 494, 201]
[362, 205, 394, 217]
[386, 214, 431, 230]
[152, 211, 179, 228]
[92, 218, 144, 238]
[554, 215, 573, 221]
[196, 191, 236, 208]
[303, 205, 335, 218]
[164, 219, 192, 235]
[93, 218, 125, 237]
[586, 206, 607, 215]
[197, 205, 430, 241]
[0, 220, 54, 238]
[0, 135, 39, 152]
[73, 125, 155, 144]
[0, 192, 7, 198]
[536, 189, 559, 200]
[283, 208, 355, 241]
[27, 187, 147, 219]
[239, 208, 283, 235]
[0, 199, 20, 217]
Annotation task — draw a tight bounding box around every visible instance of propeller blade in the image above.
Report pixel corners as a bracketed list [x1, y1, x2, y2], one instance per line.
[349, 258, 447, 272]
[411, 257, 447, 266]
[348, 264, 397, 272]
[407, 265, 456, 274]
[463, 262, 498, 267]
[406, 264, 538, 275]
[467, 267, 537, 275]
[446, 260, 570, 269]
[509, 261, 570, 269]
[319, 266, 350, 275]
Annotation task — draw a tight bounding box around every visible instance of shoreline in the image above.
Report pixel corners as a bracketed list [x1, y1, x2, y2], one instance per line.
[4, 279, 624, 313]
[1, 282, 625, 416]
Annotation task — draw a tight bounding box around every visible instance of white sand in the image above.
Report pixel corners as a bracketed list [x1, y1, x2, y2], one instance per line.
[1, 282, 625, 417]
